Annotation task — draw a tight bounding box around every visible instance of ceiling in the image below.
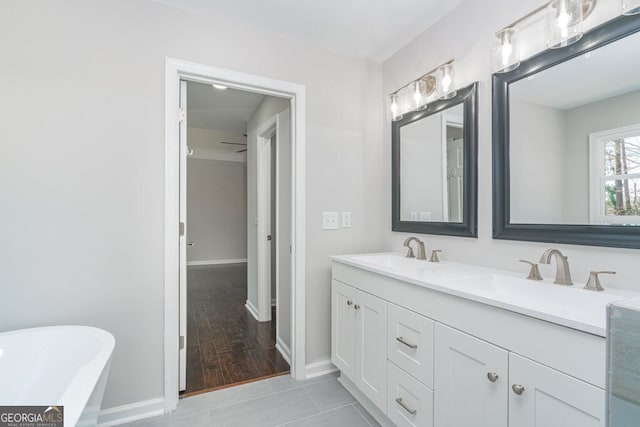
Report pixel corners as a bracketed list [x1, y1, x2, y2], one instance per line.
[510, 30, 640, 110]
[187, 81, 265, 133]
[152, 0, 463, 62]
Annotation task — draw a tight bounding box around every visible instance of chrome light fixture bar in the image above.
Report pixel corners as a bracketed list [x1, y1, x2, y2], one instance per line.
[492, 0, 597, 73]
[387, 59, 453, 121]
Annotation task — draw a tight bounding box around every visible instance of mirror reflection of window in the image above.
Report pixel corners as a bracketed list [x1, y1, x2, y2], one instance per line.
[589, 125, 640, 225]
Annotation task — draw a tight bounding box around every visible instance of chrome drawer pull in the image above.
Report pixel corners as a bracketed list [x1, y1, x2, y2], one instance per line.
[395, 397, 417, 415]
[396, 336, 418, 349]
[487, 372, 499, 383]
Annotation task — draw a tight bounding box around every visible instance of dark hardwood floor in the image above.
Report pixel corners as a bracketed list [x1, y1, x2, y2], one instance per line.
[182, 263, 289, 396]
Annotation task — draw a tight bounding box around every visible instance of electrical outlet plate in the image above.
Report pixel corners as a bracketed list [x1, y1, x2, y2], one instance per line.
[342, 211, 352, 228]
[322, 212, 339, 230]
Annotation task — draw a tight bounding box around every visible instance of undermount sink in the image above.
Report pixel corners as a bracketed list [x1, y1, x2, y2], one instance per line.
[443, 274, 628, 333]
[332, 252, 637, 336]
[349, 253, 483, 281]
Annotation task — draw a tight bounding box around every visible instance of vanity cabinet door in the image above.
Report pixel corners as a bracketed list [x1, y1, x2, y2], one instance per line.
[434, 323, 508, 427]
[331, 280, 356, 380]
[508, 353, 605, 427]
[355, 289, 388, 412]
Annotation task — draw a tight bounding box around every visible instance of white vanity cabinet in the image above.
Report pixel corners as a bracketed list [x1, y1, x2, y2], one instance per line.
[331, 280, 388, 412]
[434, 323, 508, 427]
[331, 258, 607, 427]
[508, 353, 605, 427]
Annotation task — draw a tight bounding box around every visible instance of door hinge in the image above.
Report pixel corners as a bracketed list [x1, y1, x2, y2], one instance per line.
[267, 235, 272, 241]
[178, 108, 186, 123]
[179, 335, 185, 350]
[179, 222, 185, 236]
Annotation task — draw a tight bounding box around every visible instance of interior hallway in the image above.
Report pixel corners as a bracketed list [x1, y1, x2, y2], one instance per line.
[183, 263, 289, 395]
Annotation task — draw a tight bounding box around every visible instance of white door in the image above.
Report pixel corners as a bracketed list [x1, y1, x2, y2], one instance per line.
[509, 353, 605, 427]
[331, 280, 356, 380]
[434, 324, 508, 427]
[446, 138, 464, 222]
[355, 289, 388, 412]
[178, 80, 187, 391]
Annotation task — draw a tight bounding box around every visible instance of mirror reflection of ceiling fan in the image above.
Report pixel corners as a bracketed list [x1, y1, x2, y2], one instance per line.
[219, 133, 247, 153]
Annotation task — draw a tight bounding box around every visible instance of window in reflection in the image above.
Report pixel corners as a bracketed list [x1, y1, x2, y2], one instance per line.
[589, 125, 640, 224]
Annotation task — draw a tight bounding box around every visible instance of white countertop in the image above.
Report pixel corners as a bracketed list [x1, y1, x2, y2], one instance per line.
[331, 252, 639, 337]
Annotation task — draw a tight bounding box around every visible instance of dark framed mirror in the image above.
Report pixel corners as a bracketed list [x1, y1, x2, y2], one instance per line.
[392, 82, 478, 237]
[493, 14, 640, 249]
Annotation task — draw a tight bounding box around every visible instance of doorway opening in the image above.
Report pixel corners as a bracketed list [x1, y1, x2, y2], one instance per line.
[164, 58, 306, 412]
[179, 81, 291, 396]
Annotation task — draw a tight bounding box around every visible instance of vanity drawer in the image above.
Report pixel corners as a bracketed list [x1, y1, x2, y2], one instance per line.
[388, 303, 434, 387]
[387, 361, 433, 427]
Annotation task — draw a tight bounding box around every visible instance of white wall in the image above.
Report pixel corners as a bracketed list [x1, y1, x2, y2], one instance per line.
[0, 0, 384, 411]
[246, 96, 289, 311]
[382, 0, 640, 295]
[509, 99, 566, 223]
[186, 158, 247, 263]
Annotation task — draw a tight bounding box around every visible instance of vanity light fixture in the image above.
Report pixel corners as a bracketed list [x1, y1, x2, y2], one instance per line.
[622, 0, 640, 14]
[492, 28, 520, 73]
[387, 94, 402, 121]
[437, 62, 457, 100]
[492, 0, 597, 73]
[546, 0, 585, 48]
[386, 60, 451, 120]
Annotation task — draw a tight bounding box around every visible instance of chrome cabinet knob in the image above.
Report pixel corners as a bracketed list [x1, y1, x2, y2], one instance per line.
[487, 372, 499, 383]
[354, 304, 360, 310]
[512, 384, 525, 395]
[346, 300, 353, 306]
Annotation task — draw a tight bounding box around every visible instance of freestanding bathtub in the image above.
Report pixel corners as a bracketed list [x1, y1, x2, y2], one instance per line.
[0, 326, 115, 426]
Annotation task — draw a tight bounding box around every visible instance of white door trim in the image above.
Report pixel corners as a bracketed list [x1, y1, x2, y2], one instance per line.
[257, 118, 276, 322]
[164, 57, 306, 413]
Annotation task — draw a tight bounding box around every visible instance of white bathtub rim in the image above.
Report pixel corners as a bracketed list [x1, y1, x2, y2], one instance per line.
[0, 325, 115, 427]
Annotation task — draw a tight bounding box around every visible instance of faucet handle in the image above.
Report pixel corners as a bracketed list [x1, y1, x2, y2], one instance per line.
[519, 260, 543, 281]
[429, 250, 442, 263]
[405, 247, 415, 258]
[584, 270, 616, 292]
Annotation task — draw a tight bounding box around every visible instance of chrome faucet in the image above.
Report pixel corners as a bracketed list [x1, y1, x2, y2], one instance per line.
[539, 249, 573, 286]
[403, 236, 427, 260]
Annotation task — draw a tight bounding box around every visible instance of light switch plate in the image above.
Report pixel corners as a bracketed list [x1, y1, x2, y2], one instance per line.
[342, 211, 352, 228]
[322, 212, 339, 230]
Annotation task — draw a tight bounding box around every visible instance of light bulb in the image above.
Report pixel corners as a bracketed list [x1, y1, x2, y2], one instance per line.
[556, 7, 572, 39]
[388, 94, 401, 121]
[501, 41, 513, 67]
[413, 83, 422, 108]
[546, 0, 583, 49]
[442, 75, 452, 93]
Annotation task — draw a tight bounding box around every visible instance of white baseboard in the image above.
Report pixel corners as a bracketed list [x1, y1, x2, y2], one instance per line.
[187, 258, 247, 266]
[275, 337, 291, 365]
[305, 359, 338, 379]
[338, 375, 393, 427]
[245, 300, 260, 321]
[97, 398, 164, 427]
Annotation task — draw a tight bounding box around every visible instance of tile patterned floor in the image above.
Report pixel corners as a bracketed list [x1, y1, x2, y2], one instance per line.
[120, 373, 380, 427]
